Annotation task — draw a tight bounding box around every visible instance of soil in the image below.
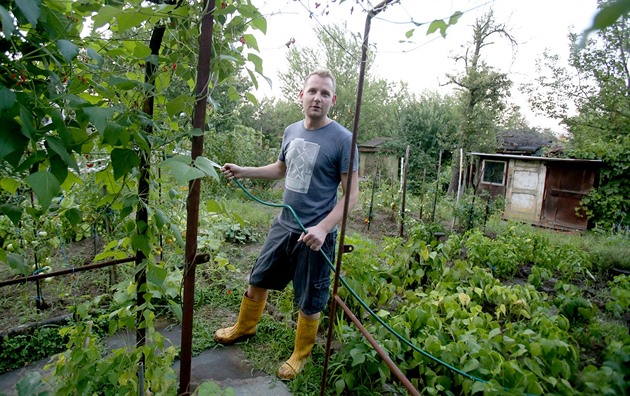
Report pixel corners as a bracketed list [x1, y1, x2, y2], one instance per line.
[0, 237, 106, 334]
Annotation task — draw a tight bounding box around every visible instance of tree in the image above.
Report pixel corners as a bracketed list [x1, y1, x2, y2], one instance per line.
[524, 0, 630, 229]
[393, 92, 459, 192]
[446, 10, 515, 194]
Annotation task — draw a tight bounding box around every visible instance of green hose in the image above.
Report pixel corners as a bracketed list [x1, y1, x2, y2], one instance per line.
[232, 178, 489, 385]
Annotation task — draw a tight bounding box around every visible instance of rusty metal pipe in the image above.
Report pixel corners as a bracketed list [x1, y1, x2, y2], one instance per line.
[321, 1, 397, 394]
[178, 0, 215, 394]
[0, 257, 137, 288]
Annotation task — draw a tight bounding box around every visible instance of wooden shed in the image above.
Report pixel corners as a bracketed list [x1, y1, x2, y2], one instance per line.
[358, 138, 399, 184]
[468, 153, 603, 230]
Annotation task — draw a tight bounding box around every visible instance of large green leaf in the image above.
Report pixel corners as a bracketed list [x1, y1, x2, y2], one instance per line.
[166, 95, 190, 117]
[64, 207, 83, 225]
[109, 76, 139, 90]
[160, 156, 205, 185]
[0, 5, 14, 37]
[15, 0, 41, 27]
[19, 105, 36, 139]
[154, 208, 170, 229]
[147, 263, 167, 287]
[111, 148, 141, 180]
[82, 106, 115, 134]
[116, 11, 150, 33]
[592, 0, 630, 30]
[49, 154, 69, 184]
[56, 39, 79, 62]
[26, 171, 60, 210]
[0, 86, 16, 110]
[5, 252, 30, 276]
[131, 233, 151, 257]
[45, 136, 79, 172]
[87, 47, 104, 69]
[194, 156, 220, 181]
[93, 5, 121, 28]
[427, 20, 447, 37]
[0, 123, 28, 163]
[0, 204, 23, 226]
[0, 178, 20, 194]
[250, 15, 267, 34]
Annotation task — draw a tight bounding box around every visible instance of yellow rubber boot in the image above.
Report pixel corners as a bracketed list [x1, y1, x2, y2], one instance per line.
[214, 293, 266, 345]
[277, 315, 319, 380]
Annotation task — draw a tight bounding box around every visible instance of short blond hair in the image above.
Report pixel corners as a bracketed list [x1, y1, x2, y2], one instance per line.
[304, 69, 336, 93]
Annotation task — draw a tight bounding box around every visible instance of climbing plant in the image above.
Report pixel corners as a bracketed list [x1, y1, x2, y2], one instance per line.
[0, 0, 267, 392]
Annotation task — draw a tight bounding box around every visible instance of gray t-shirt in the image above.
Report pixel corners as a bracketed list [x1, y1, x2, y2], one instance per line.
[277, 120, 359, 233]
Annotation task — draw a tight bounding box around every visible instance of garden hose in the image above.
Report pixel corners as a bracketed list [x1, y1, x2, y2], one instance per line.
[230, 177, 490, 385]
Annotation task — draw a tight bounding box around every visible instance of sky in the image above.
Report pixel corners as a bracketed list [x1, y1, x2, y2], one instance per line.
[249, 0, 600, 132]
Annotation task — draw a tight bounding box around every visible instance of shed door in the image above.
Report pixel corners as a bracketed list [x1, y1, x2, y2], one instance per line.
[541, 164, 597, 230]
[504, 160, 545, 224]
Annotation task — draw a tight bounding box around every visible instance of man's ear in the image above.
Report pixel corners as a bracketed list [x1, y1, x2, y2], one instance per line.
[299, 90, 304, 100]
[332, 94, 337, 105]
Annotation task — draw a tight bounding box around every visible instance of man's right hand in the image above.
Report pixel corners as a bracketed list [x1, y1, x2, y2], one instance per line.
[221, 163, 243, 180]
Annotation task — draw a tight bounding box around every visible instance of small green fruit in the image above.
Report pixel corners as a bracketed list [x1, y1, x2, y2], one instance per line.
[38, 231, 48, 238]
[6, 243, 14, 252]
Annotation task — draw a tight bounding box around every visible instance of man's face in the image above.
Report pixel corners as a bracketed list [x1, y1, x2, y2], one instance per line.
[299, 75, 337, 120]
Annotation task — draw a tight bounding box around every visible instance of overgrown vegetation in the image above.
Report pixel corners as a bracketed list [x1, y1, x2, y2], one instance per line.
[1, 0, 629, 394]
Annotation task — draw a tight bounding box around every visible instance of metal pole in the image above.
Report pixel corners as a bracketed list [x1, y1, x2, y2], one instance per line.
[399, 145, 410, 237]
[0, 257, 136, 288]
[178, 1, 215, 394]
[431, 150, 442, 223]
[419, 169, 426, 220]
[321, 1, 396, 394]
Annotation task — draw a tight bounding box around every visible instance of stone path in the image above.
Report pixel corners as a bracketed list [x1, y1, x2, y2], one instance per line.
[0, 322, 292, 396]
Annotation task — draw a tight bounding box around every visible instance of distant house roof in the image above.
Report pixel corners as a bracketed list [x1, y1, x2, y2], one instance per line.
[358, 137, 394, 153]
[468, 152, 603, 165]
[497, 129, 555, 155]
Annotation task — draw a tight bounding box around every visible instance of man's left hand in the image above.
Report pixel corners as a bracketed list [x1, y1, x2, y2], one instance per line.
[298, 225, 327, 251]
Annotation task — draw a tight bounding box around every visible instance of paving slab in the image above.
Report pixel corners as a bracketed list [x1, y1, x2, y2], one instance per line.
[0, 323, 292, 396]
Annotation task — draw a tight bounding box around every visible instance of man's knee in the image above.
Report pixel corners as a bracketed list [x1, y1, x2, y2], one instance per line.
[247, 285, 269, 302]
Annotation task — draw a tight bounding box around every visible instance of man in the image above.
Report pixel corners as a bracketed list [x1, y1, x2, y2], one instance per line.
[215, 69, 359, 380]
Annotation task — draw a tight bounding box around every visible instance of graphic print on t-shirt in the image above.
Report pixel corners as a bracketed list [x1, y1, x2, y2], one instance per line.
[285, 138, 320, 194]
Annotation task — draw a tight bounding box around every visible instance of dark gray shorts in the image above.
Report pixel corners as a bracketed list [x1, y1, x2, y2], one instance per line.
[249, 219, 337, 315]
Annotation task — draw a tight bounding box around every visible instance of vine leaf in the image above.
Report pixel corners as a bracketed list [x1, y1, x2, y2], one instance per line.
[57, 39, 79, 62]
[160, 155, 205, 185]
[26, 171, 60, 211]
[111, 148, 141, 180]
[15, 0, 41, 28]
[5, 252, 30, 276]
[0, 203, 23, 226]
[64, 207, 83, 225]
[0, 178, 20, 194]
[0, 86, 16, 110]
[194, 156, 220, 181]
[45, 136, 79, 172]
[0, 5, 14, 37]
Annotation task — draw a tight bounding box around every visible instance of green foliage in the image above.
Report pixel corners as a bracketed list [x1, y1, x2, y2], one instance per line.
[393, 93, 459, 191]
[0, 326, 67, 373]
[526, 1, 630, 229]
[330, 228, 629, 395]
[605, 274, 630, 318]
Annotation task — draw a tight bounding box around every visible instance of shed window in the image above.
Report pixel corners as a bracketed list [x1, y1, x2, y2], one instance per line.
[482, 160, 506, 185]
